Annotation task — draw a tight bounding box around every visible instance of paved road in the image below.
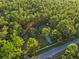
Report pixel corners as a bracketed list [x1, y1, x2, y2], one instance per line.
[39, 38, 79, 59]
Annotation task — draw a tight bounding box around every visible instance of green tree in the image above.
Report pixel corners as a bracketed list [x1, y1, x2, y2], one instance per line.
[27, 38, 38, 57]
[62, 43, 79, 59]
[42, 28, 50, 36]
[57, 20, 76, 41]
[0, 38, 24, 59]
[0, 15, 24, 59]
[51, 29, 62, 42]
[75, 24, 79, 37]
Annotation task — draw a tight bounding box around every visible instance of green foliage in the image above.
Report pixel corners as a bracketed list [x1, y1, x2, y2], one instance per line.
[11, 30, 24, 47]
[57, 20, 76, 34]
[27, 38, 38, 56]
[51, 29, 62, 42]
[0, 17, 8, 24]
[51, 29, 61, 38]
[1, 0, 79, 58]
[0, 26, 8, 38]
[0, 8, 24, 59]
[66, 43, 78, 55]
[57, 20, 76, 39]
[75, 24, 79, 37]
[62, 43, 79, 59]
[0, 29, 24, 59]
[42, 28, 50, 35]
[27, 38, 38, 49]
[0, 39, 22, 59]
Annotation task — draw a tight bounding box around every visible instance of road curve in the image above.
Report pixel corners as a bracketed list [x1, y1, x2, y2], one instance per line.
[39, 38, 79, 59]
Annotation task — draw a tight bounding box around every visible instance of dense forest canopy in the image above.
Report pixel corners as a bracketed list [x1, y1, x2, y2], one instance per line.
[0, 0, 79, 59]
